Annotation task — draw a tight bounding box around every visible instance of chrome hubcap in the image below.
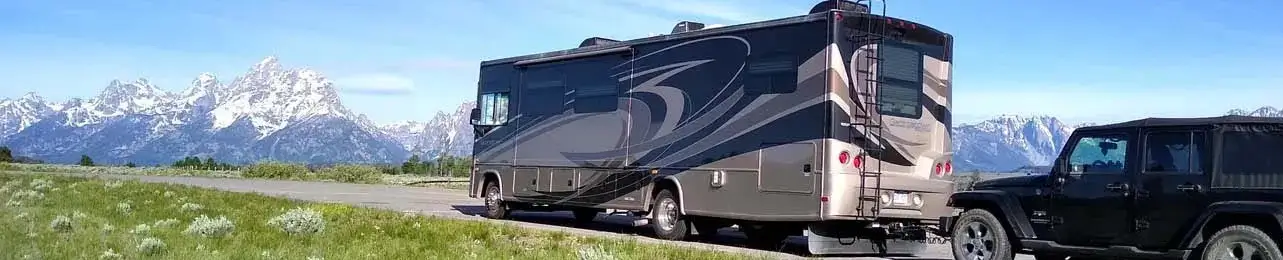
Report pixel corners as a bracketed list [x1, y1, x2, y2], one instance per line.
[485, 187, 500, 211]
[656, 198, 678, 231]
[958, 221, 995, 260]
[1216, 241, 1267, 260]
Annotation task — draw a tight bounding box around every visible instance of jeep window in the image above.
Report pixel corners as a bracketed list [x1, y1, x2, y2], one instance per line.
[1067, 133, 1129, 174]
[1220, 130, 1283, 175]
[1142, 131, 1206, 174]
[1215, 129, 1283, 188]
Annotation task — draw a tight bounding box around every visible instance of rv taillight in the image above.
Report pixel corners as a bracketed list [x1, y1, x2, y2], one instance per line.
[934, 163, 943, 176]
[944, 161, 953, 175]
[852, 154, 862, 168]
[838, 151, 850, 165]
[820, 196, 829, 203]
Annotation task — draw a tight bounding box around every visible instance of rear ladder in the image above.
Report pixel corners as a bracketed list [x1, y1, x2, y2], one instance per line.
[848, 0, 890, 220]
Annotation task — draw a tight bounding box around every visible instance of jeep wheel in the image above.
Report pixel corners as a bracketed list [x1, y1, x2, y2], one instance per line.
[482, 181, 509, 219]
[1202, 225, 1283, 260]
[951, 208, 1014, 260]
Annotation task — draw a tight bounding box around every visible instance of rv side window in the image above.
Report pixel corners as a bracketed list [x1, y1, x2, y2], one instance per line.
[567, 55, 622, 114]
[478, 92, 509, 125]
[745, 53, 798, 95]
[877, 42, 923, 118]
[521, 64, 567, 116]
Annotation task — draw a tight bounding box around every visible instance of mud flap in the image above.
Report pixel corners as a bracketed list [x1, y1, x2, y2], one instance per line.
[805, 222, 944, 256]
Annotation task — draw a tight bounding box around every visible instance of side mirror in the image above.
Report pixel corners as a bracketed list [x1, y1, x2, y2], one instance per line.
[469, 108, 482, 125]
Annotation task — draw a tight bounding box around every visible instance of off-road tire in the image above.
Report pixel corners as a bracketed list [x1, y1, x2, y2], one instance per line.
[482, 181, 509, 219]
[1201, 225, 1283, 260]
[650, 189, 690, 240]
[951, 208, 1015, 260]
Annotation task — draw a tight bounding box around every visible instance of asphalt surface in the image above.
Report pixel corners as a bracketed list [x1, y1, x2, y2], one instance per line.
[43, 173, 1037, 260]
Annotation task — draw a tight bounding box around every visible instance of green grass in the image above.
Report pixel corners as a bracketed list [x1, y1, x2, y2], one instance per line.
[0, 172, 766, 260]
[0, 162, 471, 190]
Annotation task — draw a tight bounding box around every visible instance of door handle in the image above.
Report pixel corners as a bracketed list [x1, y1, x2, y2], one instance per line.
[1105, 183, 1130, 192]
[1177, 183, 1202, 192]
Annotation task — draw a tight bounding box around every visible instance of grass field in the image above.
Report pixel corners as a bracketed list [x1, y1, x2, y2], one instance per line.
[0, 162, 471, 190]
[0, 172, 766, 260]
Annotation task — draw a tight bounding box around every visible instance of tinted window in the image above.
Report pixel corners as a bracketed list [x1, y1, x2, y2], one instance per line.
[745, 52, 798, 95]
[566, 55, 622, 113]
[520, 65, 566, 116]
[1221, 130, 1283, 174]
[877, 42, 923, 119]
[1142, 131, 1206, 174]
[1067, 133, 1129, 174]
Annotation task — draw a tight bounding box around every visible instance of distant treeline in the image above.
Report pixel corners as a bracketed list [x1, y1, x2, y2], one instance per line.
[0, 146, 471, 178]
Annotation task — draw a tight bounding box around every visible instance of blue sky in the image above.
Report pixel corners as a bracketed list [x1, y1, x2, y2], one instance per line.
[2, 0, 1280, 126]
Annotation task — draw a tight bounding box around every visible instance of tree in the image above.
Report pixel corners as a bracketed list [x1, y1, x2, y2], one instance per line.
[402, 154, 422, 175]
[78, 155, 95, 166]
[204, 157, 217, 169]
[0, 146, 12, 163]
[125, 162, 137, 168]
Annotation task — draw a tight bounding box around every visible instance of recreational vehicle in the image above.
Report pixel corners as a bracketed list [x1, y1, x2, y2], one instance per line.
[467, 0, 956, 254]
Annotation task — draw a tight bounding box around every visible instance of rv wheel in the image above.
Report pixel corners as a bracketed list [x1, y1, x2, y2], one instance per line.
[650, 189, 690, 240]
[483, 181, 509, 219]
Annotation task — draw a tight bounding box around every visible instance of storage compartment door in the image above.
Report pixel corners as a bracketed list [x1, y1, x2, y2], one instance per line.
[759, 142, 817, 194]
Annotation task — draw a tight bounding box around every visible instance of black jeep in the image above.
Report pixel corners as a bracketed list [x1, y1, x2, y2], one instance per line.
[941, 115, 1283, 260]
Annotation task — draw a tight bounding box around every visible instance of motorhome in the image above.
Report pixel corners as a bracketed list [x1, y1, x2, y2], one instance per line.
[467, 0, 956, 254]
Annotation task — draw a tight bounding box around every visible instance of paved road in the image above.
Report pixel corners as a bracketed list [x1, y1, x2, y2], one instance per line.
[53, 173, 1036, 260]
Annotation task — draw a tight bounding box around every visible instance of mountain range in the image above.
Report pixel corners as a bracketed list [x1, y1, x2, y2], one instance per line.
[1, 56, 1277, 171]
[0, 57, 472, 165]
[952, 106, 1282, 172]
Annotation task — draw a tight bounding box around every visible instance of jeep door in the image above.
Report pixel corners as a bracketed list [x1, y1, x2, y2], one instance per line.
[1049, 130, 1136, 247]
[1131, 127, 1211, 249]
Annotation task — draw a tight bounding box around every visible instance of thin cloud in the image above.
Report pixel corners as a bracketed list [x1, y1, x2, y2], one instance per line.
[334, 73, 416, 95]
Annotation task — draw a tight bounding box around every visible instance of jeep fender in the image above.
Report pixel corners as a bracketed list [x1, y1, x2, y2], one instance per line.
[1178, 201, 1283, 249]
[947, 190, 1038, 239]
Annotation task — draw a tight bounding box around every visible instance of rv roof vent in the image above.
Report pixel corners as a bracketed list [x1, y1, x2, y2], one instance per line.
[809, 0, 869, 14]
[671, 21, 706, 34]
[579, 37, 620, 48]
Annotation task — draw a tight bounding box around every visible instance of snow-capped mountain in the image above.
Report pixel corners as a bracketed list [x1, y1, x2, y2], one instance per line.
[402, 101, 475, 159]
[954, 106, 1282, 172]
[0, 93, 61, 143]
[1228, 106, 1283, 117]
[0, 57, 414, 165]
[381, 120, 429, 151]
[952, 115, 1076, 172]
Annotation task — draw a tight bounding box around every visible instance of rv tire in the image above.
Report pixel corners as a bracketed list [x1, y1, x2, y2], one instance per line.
[482, 181, 509, 219]
[650, 189, 690, 240]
